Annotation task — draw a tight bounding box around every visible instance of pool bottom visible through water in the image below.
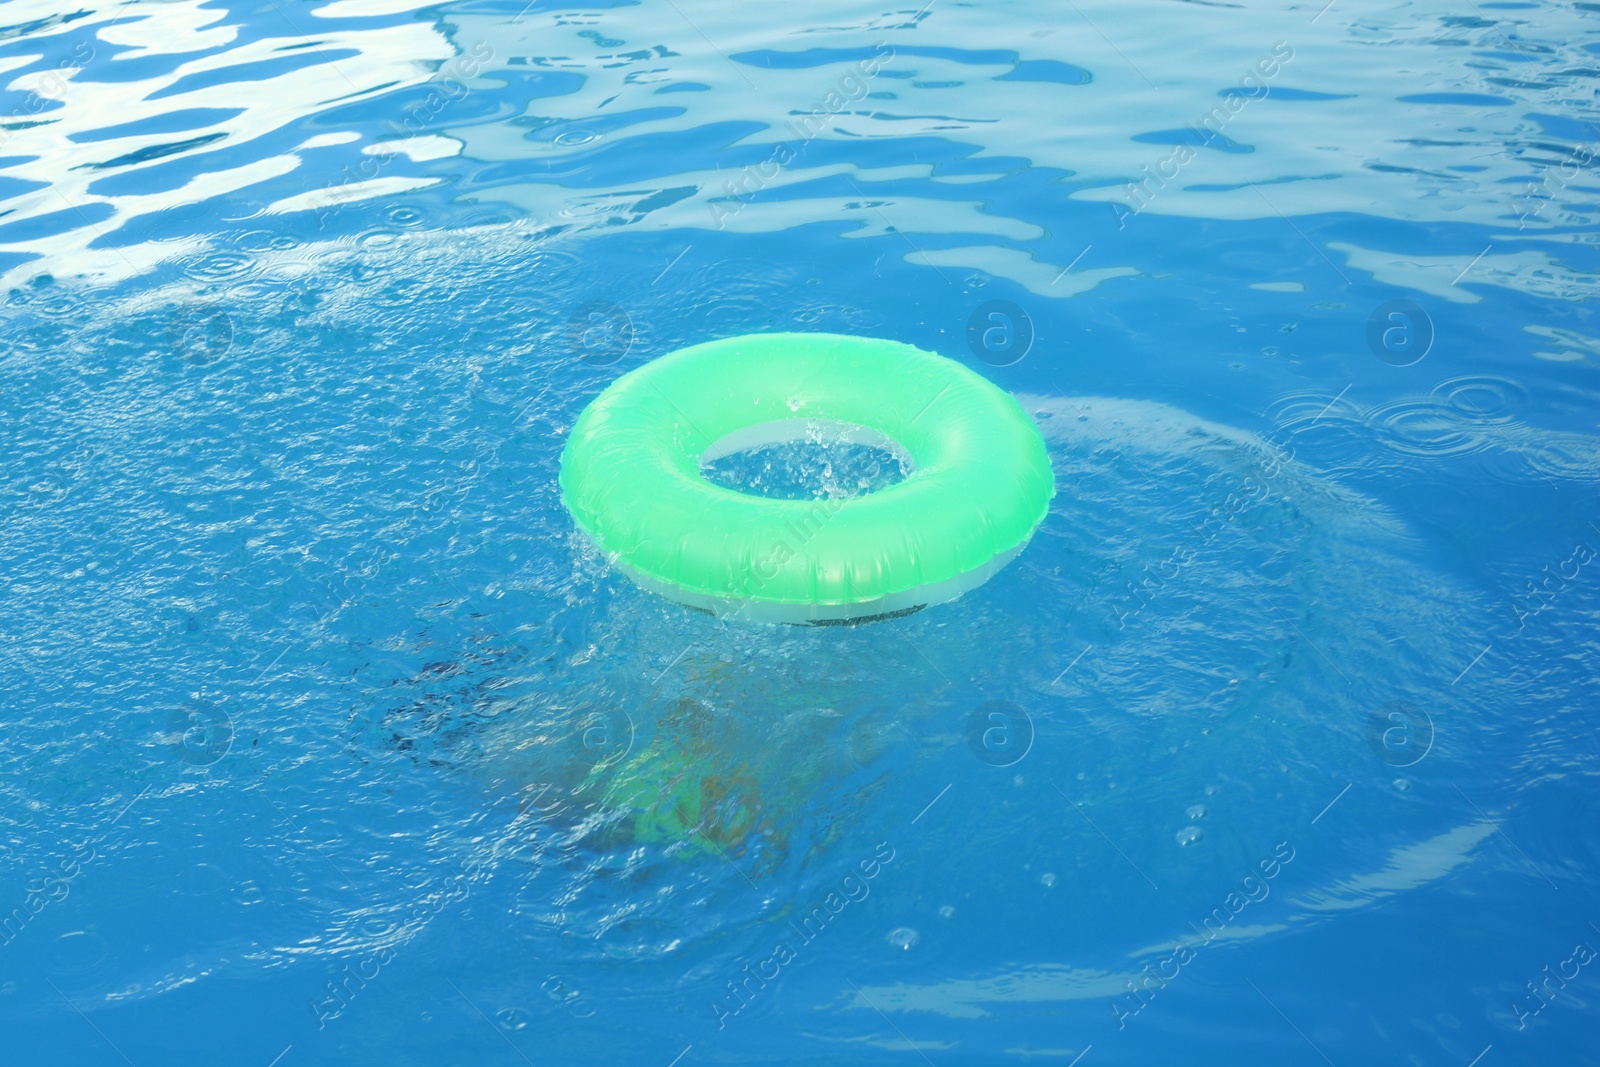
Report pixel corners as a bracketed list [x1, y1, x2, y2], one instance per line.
[699, 421, 913, 500]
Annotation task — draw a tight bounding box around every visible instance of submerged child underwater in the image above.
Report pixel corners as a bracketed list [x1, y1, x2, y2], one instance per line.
[361, 391, 1499, 964]
[377, 632, 912, 882]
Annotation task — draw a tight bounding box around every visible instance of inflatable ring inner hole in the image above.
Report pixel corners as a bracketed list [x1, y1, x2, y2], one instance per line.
[698, 418, 915, 501]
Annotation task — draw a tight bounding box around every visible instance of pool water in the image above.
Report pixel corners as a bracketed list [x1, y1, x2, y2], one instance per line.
[3, 1, 1599, 1065]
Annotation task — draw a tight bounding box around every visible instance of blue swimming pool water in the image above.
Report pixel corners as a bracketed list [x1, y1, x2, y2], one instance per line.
[3, 1, 1600, 1064]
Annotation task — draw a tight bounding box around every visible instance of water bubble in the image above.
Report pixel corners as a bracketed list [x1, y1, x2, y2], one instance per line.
[1175, 826, 1204, 847]
[1394, 778, 1411, 791]
[50, 930, 110, 973]
[1186, 804, 1207, 820]
[173, 861, 230, 898]
[1204, 784, 1218, 796]
[887, 927, 921, 951]
[1040, 872, 1057, 888]
[938, 905, 955, 919]
[541, 976, 579, 1004]
[494, 1007, 528, 1031]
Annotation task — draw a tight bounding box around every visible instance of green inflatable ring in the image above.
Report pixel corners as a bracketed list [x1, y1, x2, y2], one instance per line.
[559, 332, 1054, 624]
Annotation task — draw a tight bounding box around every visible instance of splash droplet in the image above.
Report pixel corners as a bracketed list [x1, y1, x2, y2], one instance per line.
[887, 927, 920, 951]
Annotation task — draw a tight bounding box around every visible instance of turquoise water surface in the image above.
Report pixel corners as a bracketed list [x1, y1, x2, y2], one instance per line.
[3, 1, 1600, 1065]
